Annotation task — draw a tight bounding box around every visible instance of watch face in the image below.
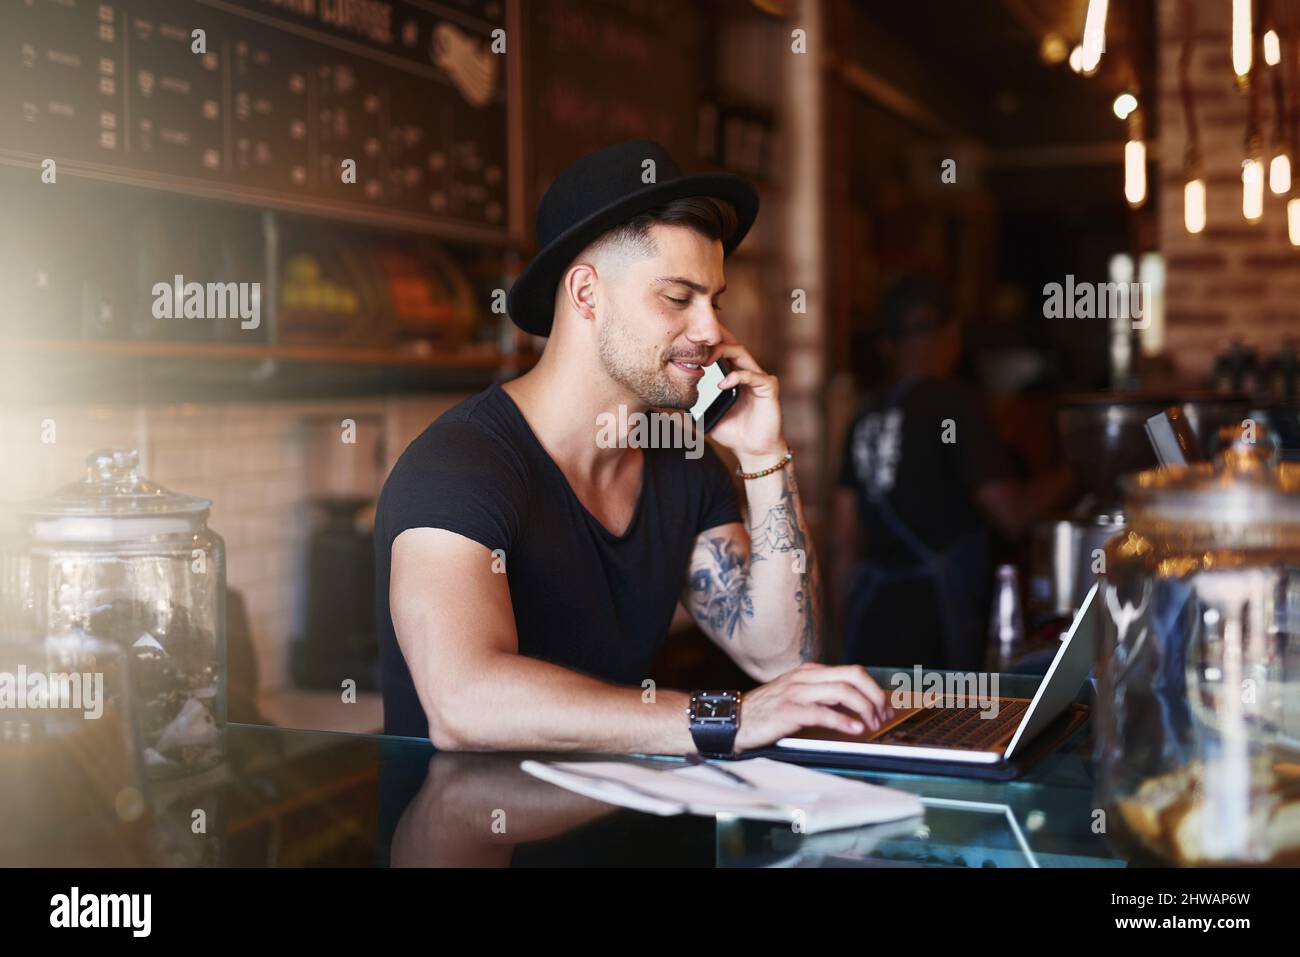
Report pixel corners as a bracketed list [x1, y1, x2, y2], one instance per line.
[693, 693, 737, 722]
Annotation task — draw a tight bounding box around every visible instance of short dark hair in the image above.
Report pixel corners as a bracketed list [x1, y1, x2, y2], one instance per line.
[590, 196, 739, 257]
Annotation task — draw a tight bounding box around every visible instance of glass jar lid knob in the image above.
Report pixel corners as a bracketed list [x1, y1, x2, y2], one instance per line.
[87, 448, 142, 485]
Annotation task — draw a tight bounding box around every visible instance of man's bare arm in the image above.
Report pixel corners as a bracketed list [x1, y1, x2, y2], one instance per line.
[391, 527, 694, 754]
[395, 527, 886, 753]
[681, 462, 824, 681]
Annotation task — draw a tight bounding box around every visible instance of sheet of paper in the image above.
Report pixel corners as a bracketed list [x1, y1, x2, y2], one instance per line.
[520, 757, 924, 834]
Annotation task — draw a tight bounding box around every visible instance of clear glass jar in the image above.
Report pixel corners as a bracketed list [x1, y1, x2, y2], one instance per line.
[1096, 426, 1300, 865]
[5, 449, 226, 781]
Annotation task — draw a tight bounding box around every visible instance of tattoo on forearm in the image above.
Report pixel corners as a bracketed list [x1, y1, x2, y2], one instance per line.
[750, 503, 799, 555]
[748, 468, 824, 661]
[799, 551, 826, 662]
[685, 536, 753, 641]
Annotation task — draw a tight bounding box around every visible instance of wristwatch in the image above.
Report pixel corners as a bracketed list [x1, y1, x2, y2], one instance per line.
[688, 690, 742, 758]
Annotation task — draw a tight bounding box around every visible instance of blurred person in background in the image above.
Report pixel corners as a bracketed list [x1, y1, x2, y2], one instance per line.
[830, 279, 1076, 671]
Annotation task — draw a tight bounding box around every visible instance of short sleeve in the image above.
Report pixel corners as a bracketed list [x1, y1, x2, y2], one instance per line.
[377, 420, 527, 557]
[697, 440, 743, 532]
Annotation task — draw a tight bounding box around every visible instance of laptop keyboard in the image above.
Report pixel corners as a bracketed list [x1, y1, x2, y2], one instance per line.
[878, 699, 1028, 751]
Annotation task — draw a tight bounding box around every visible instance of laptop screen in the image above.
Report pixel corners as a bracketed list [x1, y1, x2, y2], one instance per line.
[1003, 583, 1099, 759]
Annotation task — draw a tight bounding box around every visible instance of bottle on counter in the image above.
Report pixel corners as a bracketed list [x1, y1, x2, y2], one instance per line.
[1263, 339, 1298, 406]
[988, 564, 1026, 672]
[1211, 339, 1261, 396]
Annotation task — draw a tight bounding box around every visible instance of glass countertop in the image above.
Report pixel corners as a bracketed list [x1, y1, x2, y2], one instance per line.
[0, 672, 1125, 868]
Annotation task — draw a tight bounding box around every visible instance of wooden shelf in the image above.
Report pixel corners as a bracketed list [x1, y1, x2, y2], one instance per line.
[0, 337, 534, 371]
[0, 337, 537, 403]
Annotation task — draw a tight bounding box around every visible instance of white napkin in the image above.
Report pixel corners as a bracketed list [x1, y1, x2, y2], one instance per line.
[520, 757, 923, 835]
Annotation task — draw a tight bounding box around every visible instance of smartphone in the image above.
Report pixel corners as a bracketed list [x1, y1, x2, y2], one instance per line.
[689, 357, 740, 433]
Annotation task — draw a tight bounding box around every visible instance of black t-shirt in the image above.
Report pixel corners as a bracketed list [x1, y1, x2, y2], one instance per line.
[837, 376, 1014, 567]
[374, 383, 743, 738]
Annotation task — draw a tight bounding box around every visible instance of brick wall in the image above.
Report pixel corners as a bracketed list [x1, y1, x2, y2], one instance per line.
[0, 393, 468, 693]
[1158, 0, 1300, 380]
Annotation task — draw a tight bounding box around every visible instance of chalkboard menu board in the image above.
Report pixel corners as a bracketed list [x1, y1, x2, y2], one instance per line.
[521, 0, 705, 232]
[0, 0, 518, 242]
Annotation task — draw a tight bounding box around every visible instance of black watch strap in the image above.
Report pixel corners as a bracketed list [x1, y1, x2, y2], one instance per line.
[690, 720, 737, 757]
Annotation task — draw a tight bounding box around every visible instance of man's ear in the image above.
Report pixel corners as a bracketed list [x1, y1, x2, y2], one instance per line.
[561, 263, 599, 322]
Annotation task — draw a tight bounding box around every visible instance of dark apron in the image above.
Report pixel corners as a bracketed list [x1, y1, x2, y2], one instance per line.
[842, 380, 991, 671]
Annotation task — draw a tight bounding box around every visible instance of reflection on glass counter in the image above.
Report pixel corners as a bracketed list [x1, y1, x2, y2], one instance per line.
[0, 690, 1125, 868]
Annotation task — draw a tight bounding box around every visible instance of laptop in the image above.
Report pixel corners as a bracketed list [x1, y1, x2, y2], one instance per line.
[771, 583, 1099, 767]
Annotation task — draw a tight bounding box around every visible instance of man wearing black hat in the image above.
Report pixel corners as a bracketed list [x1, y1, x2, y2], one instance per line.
[375, 141, 891, 755]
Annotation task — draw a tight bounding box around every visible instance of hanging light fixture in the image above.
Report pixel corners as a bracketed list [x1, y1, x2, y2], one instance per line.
[1270, 151, 1292, 193]
[1125, 139, 1147, 206]
[1233, 0, 1253, 86]
[1185, 172, 1207, 234]
[1081, 0, 1108, 74]
[1288, 3, 1300, 245]
[1125, 110, 1147, 207]
[1268, 7, 1291, 194]
[1113, 92, 1139, 119]
[1242, 158, 1265, 221]
[1242, 16, 1265, 223]
[1180, 1, 1204, 233]
[1243, 136, 1266, 223]
[1264, 29, 1281, 66]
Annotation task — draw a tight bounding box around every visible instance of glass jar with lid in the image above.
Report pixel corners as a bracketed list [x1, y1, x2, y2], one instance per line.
[1097, 424, 1300, 864]
[5, 448, 225, 780]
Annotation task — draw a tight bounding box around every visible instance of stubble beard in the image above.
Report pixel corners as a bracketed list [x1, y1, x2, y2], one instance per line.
[596, 309, 697, 410]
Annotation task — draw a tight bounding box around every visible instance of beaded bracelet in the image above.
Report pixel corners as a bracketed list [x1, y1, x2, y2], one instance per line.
[735, 449, 794, 480]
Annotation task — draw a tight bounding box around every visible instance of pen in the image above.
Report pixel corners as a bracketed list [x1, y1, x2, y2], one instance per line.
[685, 752, 757, 789]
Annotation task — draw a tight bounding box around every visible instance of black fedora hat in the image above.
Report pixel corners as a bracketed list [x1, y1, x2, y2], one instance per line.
[507, 139, 759, 336]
